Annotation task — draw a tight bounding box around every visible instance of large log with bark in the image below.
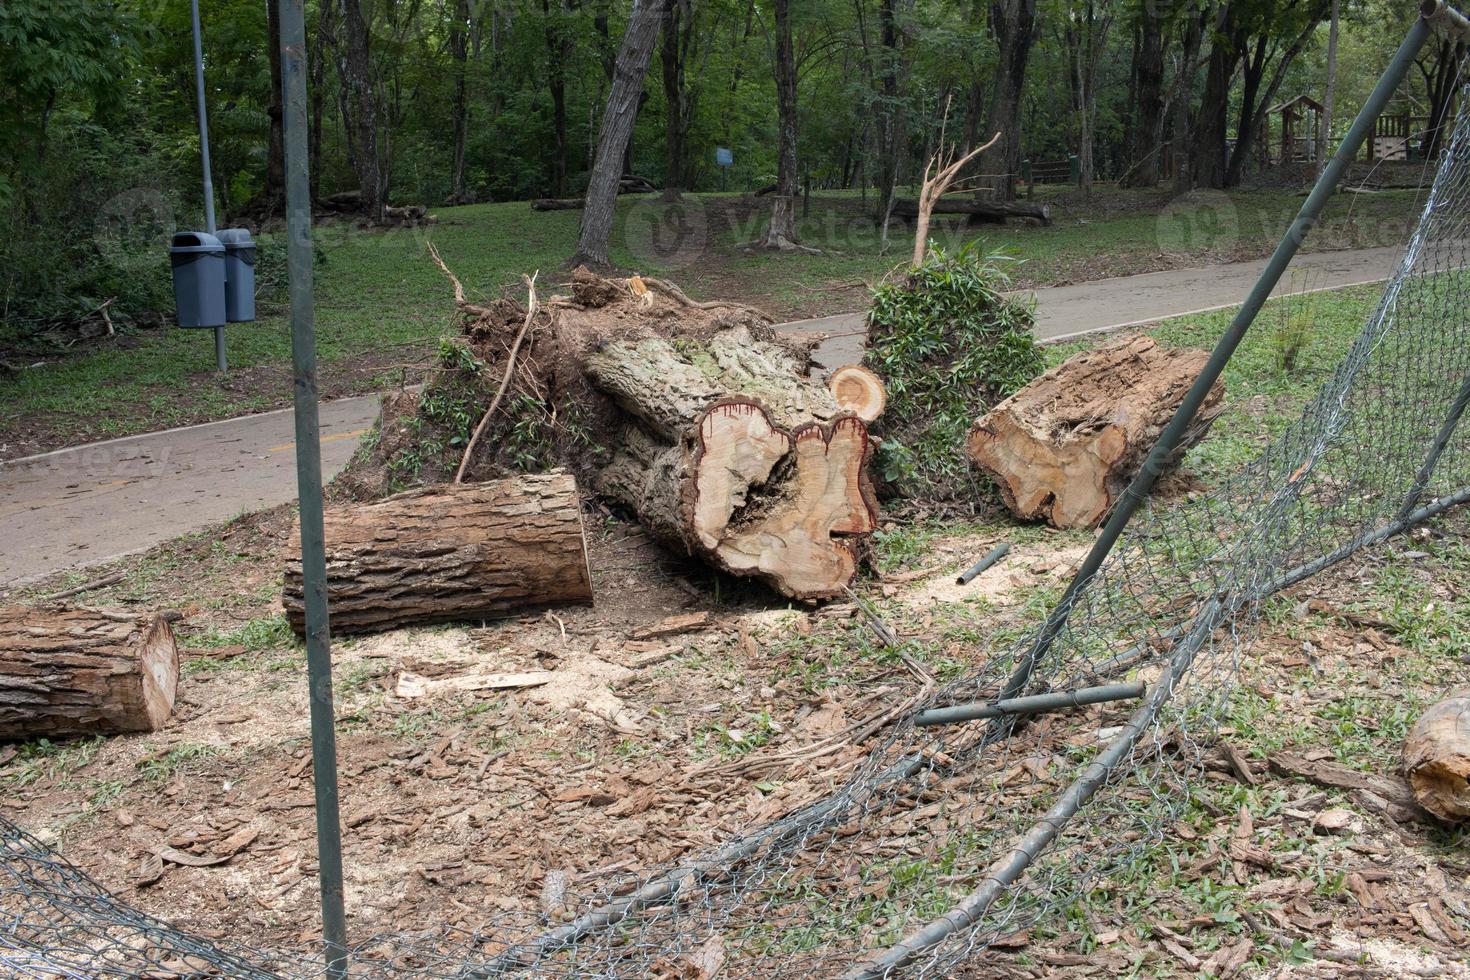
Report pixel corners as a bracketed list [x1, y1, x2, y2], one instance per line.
[283, 471, 593, 635]
[0, 606, 179, 738]
[967, 334, 1224, 528]
[891, 197, 1052, 226]
[587, 325, 878, 600]
[1403, 692, 1470, 823]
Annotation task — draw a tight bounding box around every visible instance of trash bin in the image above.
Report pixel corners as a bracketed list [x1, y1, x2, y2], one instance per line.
[217, 228, 256, 323]
[169, 231, 226, 328]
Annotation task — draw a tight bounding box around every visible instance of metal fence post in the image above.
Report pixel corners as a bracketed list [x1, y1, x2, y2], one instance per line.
[277, 0, 348, 974]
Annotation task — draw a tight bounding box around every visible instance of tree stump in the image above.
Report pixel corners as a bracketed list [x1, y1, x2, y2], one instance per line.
[0, 607, 179, 738]
[283, 470, 593, 635]
[1403, 692, 1470, 823]
[967, 334, 1224, 528]
[587, 326, 878, 600]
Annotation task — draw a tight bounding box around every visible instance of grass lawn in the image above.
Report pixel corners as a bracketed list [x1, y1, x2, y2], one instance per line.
[0, 183, 1427, 459]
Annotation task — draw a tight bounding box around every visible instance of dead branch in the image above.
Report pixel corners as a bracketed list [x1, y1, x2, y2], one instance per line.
[427, 240, 492, 317]
[454, 272, 540, 484]
[912, 130, 1003, 268]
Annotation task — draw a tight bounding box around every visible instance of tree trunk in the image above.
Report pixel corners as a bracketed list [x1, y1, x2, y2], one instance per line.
[0, 607, 178, 738]
[874, 0, 905, 221]
[977, 0, 1037, 202]
[545, 0, 572, 198]
[574, 0, 667, 268]
[448, 0, 471, 204]
[967, 335, 1224, 528]
[1120, 0, 1166, 188]
[283, 472, 594, 635]
[337, 0, 385, 222]
[310, 0, 334, 202]
[660, 0, 688, 200]
[262, 0, 286, 214]
[1190, 10, 1240, 191]
[1318, 0, 1339, 178]
[1171, 1, 1207, 194]
[586, 326, 878, 599]
[891, 197, 1051, 224]
[1403, 691, 1470, 823]
[764, 0, 800, 246]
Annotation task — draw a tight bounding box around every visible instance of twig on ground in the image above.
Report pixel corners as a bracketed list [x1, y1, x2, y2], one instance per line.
[454, 271, 539, 484]
[42, 572, 125, 603]
[843, 585, 899, 648]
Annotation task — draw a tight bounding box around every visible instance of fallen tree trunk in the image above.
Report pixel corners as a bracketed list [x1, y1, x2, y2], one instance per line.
[0, 606, 179, 738]
[967, 334, 1224, 528]
[531, 177, 659, 211]
[283, 471, 593, 635]
[891, 197, 1051, 225]
[587, 326, 878, 600]
[1403, 692, 1470, 823]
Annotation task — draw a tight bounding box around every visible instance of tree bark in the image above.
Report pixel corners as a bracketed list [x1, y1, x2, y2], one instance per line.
[1171, 1, 1208, 193]
[763, 0, 800, 246]
[874, 0, 906, 221]
[1190, 6, 1241, 191]
[977, 0, 1037, 201]
[659, 0, 691, 199]
[309, 0, 334, 202]
[967, 335, 1224, 528]
[545, 0, 573, 198]
[586, 326, 878, 599]
[283, 472, 594, 635]
[0, 607, 178, 738]
[574, 0, 667, 268]
[336, 0, 386, 222]
[1224, 10, 1322, 188]
[1318, 0, 1338, 178]
[1120, 0, 1167, 188]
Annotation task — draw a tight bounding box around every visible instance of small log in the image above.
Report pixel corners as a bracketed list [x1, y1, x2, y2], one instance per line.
[828, 365, 887, 421]
[0, 606, 178, 738]
[531, 177, 658, 211]
[587, 326, 878, 600]
[967, 335, 1224, 528]
[283, 471, 593, 635]
[891, 197, 1052, 226]
[1403, 692, 1470, 822]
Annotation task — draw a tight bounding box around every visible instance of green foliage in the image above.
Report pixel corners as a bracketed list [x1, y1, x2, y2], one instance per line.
[865, 244, 1044, 498]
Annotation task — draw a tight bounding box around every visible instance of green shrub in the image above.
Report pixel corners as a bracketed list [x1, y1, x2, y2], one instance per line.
[864, 244, 1044, 500]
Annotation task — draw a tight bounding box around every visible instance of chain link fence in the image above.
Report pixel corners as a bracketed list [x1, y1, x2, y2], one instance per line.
[5, 68, 1470, 980]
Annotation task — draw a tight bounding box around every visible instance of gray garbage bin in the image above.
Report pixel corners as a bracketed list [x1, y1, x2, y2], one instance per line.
[169, 231, 226, 328]
[217, 228, 256, 322]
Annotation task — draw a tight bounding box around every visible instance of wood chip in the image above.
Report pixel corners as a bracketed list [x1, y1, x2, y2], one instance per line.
[155, 845, 232, 868]
[395, 670, 552, 699]
[134, 853, 164, 887]
[629, 611, 711, 641]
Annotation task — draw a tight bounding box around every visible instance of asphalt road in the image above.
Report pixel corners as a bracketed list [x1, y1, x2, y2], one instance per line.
[0, 245, 1404, 585]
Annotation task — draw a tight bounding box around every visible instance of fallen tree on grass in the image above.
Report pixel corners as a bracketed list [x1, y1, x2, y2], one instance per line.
[968, 334, 1223, 529]
[0, 606, 178, 738]
[337, 260, 879, 601]
[284, 471, 593, 635]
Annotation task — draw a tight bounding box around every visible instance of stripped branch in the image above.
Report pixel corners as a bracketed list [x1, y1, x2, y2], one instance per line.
[911, 130, 1002, 268]
[454, 272, 540, 484]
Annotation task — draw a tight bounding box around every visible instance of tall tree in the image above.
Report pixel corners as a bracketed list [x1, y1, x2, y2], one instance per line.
[764, 0, 800, 246]
[1171, 0, 1209, 192]
[977, 0, 1037, 201]
[545, 0, 575, 198]
[336, 0, 386, 221]
[448, 0, 472, 204]
[1318, 0, 1338, 177]
[1062, 0, 1115, 198]
[1119, 0, 1168, 187]
[1222, 0, 1327, 187]
[659, 0, 693, 199]
[874, 0, 907, 220]
[1419, 32, 1467, 160]
[574, 0, 667, 268]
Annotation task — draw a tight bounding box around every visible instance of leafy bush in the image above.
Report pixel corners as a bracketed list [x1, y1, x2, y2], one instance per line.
[864, 244, 1044, 499]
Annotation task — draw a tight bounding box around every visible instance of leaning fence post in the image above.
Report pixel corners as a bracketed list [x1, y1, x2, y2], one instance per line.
[278, 0, 349, 974]
[997, 7, 1441, 704]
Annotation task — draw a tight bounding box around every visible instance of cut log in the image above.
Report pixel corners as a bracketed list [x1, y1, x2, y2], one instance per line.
[587, 325, 878, 600]
[283, 471, 593, 635]
[891, 197, 1052, 226]
[531, 177, 659, 210]
[1403, 692, 1470, 823]
[967, 334, 1224, 529]
[828, 365, 887, 421]
[0, 606, 178, 738]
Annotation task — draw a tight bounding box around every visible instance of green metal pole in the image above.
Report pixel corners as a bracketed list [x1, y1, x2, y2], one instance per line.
[998, 10, 1438, 705]
[913, 682, 1145, 727]
[278, 0, 348, 974]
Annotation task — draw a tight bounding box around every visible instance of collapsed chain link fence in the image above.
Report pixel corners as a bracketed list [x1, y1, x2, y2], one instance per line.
[6, 70, 1470, 980]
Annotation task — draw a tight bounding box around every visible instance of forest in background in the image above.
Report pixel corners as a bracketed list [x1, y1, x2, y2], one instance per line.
[1, 0, 1465, 335]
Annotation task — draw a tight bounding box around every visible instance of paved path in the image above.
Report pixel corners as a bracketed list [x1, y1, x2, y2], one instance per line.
[0, 245, 1404, 585]
[785, 244, 1403, 369]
